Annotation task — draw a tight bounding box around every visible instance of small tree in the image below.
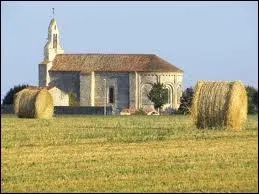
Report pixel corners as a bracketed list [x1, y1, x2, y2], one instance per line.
[177, 87, 194, 114]
[2, 84, 30, 105]
[68, 92, 80, 106]
[147, 82, 168, 113]
[246, 86, 258, 114]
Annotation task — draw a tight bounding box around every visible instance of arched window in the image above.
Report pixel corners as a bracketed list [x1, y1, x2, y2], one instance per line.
[164, 88, 170, 104]
[53, 34, 57, 48]
[109, 87, 114, 103]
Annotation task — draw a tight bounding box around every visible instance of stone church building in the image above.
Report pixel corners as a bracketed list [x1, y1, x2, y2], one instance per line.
[39, 18, 184, 113]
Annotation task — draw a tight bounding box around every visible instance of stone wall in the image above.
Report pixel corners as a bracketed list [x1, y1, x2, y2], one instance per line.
[39, 63, 47, 86]
[54, 106, 112, 115]
[92, 72, 129, 113]
[1, 105, 112, 115]
[39, 62, 53, 86]
[49, 71, 80, 101]
[48, 87, 69, 106]
[48, 70, 183, 113]
[129, 72, 140, 109]
[138, 72, 183, 110]
[80, 73, 91, 106]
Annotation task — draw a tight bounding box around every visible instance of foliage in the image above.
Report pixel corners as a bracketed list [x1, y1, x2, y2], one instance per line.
[68, 92, 80, 106]
[246, 86, 258, 114]
[177, 87, 194, 114]
[2, 84, 30, 105]
[1, 115, 258, 192]
[147, 82, 168, 110]
[132, 108, 147, 115]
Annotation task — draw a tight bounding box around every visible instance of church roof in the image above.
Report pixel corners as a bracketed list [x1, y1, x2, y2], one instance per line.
[48, 54, 184, 73]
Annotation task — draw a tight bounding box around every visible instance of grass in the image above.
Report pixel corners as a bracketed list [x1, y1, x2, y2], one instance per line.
[1, 114, 258, 192]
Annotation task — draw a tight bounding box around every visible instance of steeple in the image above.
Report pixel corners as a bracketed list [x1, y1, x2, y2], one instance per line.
[44, 9, 64, 61]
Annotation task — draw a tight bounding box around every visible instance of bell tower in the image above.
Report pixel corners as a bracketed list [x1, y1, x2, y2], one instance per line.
[39, 9, 64, 86]
[44, 8, 64, 61]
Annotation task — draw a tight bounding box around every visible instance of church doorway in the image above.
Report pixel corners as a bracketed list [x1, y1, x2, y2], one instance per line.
[108, 86, 115, 104]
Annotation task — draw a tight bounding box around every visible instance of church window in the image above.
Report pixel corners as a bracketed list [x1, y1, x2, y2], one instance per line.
[109, 87, 114, 103]
[164, 88, 170, 104]
[53, 34, 57, 48]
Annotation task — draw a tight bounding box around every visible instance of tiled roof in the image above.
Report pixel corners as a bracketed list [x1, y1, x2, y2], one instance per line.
[49, 54, 183, 73]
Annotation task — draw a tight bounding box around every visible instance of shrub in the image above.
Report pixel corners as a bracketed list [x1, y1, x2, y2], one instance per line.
[133, 108, 147, 115]
[2, 84, 30, 105]
[177, 87, 194, 114]
[68, 92, 80, 106]
[246, 86, 258, 114]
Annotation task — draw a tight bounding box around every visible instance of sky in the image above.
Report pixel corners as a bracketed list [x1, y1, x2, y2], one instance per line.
[1, 1, 258, 101]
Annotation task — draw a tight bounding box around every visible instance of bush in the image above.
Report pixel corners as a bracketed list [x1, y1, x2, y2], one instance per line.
[68, 92, 80, 106]
[176, 87, 194, 114]
[2, 84, 30, 105]
[246, 86, 258, 114]
[133, 108, 147, 115]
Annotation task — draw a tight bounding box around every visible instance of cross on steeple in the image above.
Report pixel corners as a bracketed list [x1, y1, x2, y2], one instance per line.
[52, 8, 55, 18]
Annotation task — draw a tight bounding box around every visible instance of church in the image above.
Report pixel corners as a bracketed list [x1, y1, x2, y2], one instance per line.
[39, 17, 184, 114]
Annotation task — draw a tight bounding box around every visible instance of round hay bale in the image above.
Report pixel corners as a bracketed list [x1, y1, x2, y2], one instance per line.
[15, 88, 53, 119]
[191, 80, 247, 130]
[14, 88, 29, 115]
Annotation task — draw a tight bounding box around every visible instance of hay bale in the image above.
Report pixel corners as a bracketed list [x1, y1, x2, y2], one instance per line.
[14, 89, 29, 115]
[15, 88, 53, 119]
[191, 80, 247, 130]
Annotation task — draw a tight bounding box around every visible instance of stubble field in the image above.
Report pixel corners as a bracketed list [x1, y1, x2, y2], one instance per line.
[1, 114, 258, 192]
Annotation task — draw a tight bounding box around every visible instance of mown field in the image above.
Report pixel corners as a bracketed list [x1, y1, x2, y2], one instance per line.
[1, 114, 258, 192]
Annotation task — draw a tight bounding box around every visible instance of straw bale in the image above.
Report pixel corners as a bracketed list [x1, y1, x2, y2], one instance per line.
[191, 80, 247, 130]
[15, 88, 53, 119]
[14, 88, 29, 115]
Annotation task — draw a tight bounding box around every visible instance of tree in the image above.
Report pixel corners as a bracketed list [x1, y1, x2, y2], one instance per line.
[246, 86, 258, 114]
[68, 92, 80, 106]
[2, 84, 30, 105]
[177, 87, 194, 114]
[147, 82, 168, 112]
